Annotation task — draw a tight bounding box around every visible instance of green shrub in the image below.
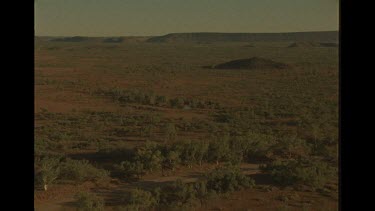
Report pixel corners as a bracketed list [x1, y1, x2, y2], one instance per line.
[207, 135, 231, 164]
[260, 158, 336, 189]
[169, 97, 185, 108]
[155, 95, 167, 105]
[164, 122, 177, 142]
[273, 135, 311, 159]
[121, 188, 157, 210]
[35, 156, 61, 191]
[158, 179, 198, 207]
[134, 142, 163, 172]
[145, 165, 254, 208]
[162, 150, 181, 172]
[60, 159, 109, 182]
[205, 164, 255, 193]
[34, 139, 51, 157]
[178, 140, 209, 167]
[237, 132, 276, 161]
[114, 161, 145, 179]
[75, 191, 104, 211]
[140, 125, 154, 137]
[193, 180, 209, 202]
[194, 141, 210, 166]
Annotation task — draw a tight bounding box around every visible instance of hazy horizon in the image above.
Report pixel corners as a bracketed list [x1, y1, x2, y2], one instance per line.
[35, 30, 339, 38]
[35, 0, 338, 37]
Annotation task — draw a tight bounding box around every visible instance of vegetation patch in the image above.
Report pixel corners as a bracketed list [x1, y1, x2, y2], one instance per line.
[260, 158, 337, 190]
[60, 158, 110, 183]
[75, 191, 105, 211]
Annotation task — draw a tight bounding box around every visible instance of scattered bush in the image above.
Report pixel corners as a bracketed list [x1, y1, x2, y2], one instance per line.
[114, 161, 145, 179]
[207, 135, 231, 164]
[121, 188, 157, 210]
[75, 191, 105, 211]
[260, 158, 336, 189]
[134, 142, 163, 172]
[93, 87, 221, 110]
[162, 150, 181, 172]
[34, 139, 57, 157]
[164, 122, 177, 142]
[158, 179, 199, 207]
[60, 159, 109, 182]
[205, 164, 255, 193]
[126, 165, 255, 208]
[169, 97, 185, 108]
[35, 156, 61, 191]
[241, 132, 276, 160]
[273, 135, 311, 159]
[178, 140, 209, 167]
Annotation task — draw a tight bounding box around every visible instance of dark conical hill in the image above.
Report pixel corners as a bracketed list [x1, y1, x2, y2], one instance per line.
[212, 57, 290, 70]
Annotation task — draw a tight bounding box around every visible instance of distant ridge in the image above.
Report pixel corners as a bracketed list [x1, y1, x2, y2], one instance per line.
[36, 36, 152, 43]
[208, 57, 290, 70]
[288, 41, 339, 48]
[147, 31, 338, 43]
[103, 37, 124, 43]
[50, 36, 89, 42]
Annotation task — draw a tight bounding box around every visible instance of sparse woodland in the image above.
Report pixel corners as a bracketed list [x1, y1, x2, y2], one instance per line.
[34, 37, 338, 210]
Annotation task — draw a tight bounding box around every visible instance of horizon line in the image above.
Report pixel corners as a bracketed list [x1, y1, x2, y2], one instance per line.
[35, 30, 339, 38]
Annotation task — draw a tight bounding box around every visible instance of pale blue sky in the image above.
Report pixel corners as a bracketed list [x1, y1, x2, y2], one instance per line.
[35, 0, 339, 36]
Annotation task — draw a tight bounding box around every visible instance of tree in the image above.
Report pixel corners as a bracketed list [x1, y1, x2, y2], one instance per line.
[37, 157, 61, 191]
[151, 115, 161, 125]
[165, 122, 177, 142]
[169, 97, 185, 108]
[208, 135, 230, 165]
[311, 123, 322, 151]
[146, 93, 156, 105]
[179, 141, 197, 168]
[195, 141, 209, 166]
[115, 161, 145, 179]
[242, 131, 276, 161]
[229, 136, 249, 164]
[276, 135, 311, 159]
[162, 150, 180, 173]
[156, 95, 167, 106]
[194, 181, 208, 205]
[134, 142, 163, 172]
[140, 125, 153, 138]
[181, 120, 191, 131]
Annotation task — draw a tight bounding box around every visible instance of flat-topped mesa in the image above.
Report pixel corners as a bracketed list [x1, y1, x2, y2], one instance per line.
[210, 57, 290, 70]
[147, 31, 338, 43]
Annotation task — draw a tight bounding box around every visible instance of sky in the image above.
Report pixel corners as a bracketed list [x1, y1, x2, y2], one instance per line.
[35, 0, 339, 37]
